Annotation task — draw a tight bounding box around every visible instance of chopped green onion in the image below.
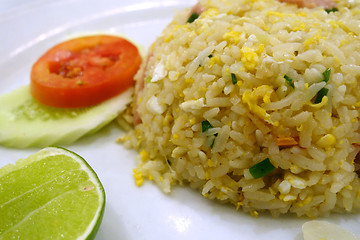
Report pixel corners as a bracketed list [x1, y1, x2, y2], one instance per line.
[202, 121, 217, 148]
[325, 7, 338, 13]
[231, 73, 237, 85]
[145, 76, 152, 83]
[202, 120, 213, 132]
[208, 54, 213, 58]
[314, 87, 329, 104]
[210, 133, 218, 148]
[249, 158, 275, 179]
[322, 68, 331, 82]
[210, 139, 215, 148]
[187, 12, 199, 23]
[202, 120, 218, 148]
[284, 75, 294, 88]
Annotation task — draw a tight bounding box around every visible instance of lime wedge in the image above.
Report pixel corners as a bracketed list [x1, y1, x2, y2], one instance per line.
[0, 147, 105, 240]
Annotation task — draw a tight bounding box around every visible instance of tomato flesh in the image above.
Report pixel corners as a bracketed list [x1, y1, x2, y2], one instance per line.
[31, 35, 142, 108]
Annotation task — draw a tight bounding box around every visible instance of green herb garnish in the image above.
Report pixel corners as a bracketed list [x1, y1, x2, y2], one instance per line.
[314, 87, 329, 104]
[231, 73, 237, 85]
[202, 120, 213, 132]
[322, 68, 331, 82]
[145, 76, 152, 83]
[202, 120, 217, 148]
[187, 12, 199, 23]
[284, 75, 294, 88]
[208, 54, 213, 58]
[210, 133, 218, 148]
[249, 158, 275, 179]
[325, 7, 338, 13]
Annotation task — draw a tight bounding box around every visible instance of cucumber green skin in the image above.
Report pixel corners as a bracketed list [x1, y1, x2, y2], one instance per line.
[0, 85, 133, 148]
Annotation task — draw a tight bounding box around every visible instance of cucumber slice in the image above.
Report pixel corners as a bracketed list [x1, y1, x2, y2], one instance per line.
[0, 85, 133, 148]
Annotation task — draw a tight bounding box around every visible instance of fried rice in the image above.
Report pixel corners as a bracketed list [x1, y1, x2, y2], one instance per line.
[121, 0, 360, 217]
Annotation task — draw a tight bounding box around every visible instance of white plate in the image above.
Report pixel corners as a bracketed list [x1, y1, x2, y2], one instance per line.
[0, 0, 359, 239]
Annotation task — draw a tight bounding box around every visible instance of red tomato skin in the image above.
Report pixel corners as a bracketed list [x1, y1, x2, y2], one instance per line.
[31, 35, 142, 108]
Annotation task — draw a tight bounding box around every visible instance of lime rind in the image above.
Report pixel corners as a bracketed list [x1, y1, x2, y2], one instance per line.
[53, 147, 106, 240]
[0, 85, 133, 148]
[40, 147, 106, 240]
[0, 146, 106, 240]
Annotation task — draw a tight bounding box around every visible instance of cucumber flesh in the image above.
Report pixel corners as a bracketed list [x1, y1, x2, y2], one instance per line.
[0, 85, 133, 148]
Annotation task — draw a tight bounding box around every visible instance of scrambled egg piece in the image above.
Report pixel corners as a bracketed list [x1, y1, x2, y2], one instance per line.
[146, 96, 166, 114]
[242, 85, 277, 125]
[133, 168, 144, 187]
[201, 7, 220, 18]
[267, 11, 293, 18]
[307, 96, 328, 108]
[316, 133, 336, 148]
[241, 46, 259, 71]
[223, 31, 242, 45]
[240, 45, 264, 71]
[164, 24, 191, 43]
[304, 30, 325, 47]
[285, 173, 307, 189]
[293, 21, 307, 31]
[151, 62, 167, 82]
[208, 55, 221, 68]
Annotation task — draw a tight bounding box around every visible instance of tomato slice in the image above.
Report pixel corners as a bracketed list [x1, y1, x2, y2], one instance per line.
[31, 35, 142, 108]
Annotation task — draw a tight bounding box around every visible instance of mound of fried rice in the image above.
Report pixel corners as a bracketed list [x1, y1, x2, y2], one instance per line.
[121, 0, 360, 217]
